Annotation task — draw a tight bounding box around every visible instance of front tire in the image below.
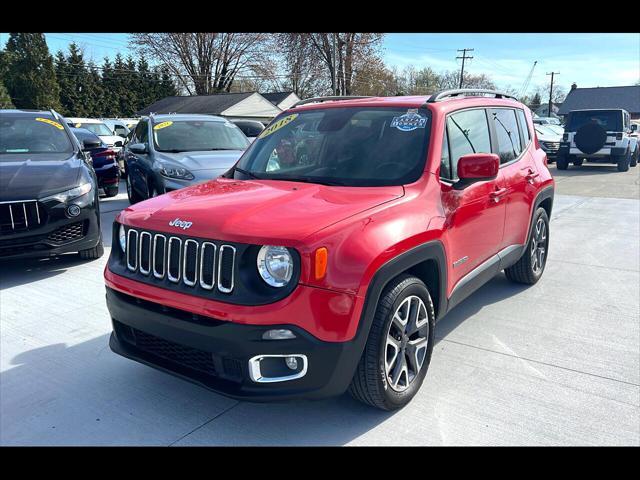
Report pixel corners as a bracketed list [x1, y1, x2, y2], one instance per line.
[505, 207, 549, 285]
[79, 234, 104, 260]
[349, 275, 435, 411]
[126, 174, 143, 204]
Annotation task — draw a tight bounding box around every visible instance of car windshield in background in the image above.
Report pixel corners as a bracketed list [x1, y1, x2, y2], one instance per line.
[0, 115, 73, 155]
[233, 107, 431, 187]
[535, 125, 559, 137]
[567, 111, 621, 131]
[73, 122, 114, 136]
[153, 120, 249, 152]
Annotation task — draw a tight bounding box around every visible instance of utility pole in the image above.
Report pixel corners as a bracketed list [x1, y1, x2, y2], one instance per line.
[547, 71, 559, 117]
[332, 33, 338, 95]
[456, 48, 474, 89]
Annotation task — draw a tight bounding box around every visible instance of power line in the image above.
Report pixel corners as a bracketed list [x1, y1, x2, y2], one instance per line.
[456, 48, 474, 89]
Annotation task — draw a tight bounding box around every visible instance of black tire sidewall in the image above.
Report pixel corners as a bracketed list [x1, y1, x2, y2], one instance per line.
[529, 208, 550, 280]
[375, 280, 435, 409]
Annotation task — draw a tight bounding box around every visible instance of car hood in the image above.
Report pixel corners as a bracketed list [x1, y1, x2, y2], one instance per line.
[99, 135, 125, 146]
[536, 132, 562, 142]
[120, 177, 404, 244]
[0, 153, 82, 201]
[156, 150, 245, 171]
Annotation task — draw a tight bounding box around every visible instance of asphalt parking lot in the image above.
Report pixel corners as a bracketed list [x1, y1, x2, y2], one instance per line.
[1, 162, 638, 446]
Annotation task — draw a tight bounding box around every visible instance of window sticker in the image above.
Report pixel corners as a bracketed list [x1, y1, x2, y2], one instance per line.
[258, 114, 298, 139]
[391, 109, 427, 132]
[75, 123, 82, 128]
[35, 117, 64, 130]
[153, 121, 173, 130]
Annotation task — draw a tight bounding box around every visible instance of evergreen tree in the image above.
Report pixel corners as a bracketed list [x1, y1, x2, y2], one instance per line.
[3, 33, 61, 110]
[0, 82, 14, 108]
[100, 57, 118, 117]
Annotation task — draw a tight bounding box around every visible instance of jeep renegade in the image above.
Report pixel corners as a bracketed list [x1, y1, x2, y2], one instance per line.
[105, 90, 555, 410]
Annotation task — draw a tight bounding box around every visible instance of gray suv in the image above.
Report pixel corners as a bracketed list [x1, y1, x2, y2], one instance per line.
[124, 114, 250, 203]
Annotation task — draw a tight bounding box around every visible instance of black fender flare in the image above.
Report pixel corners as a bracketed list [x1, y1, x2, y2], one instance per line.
[351, 240, 448, 352]
[525, 185, 555, 248]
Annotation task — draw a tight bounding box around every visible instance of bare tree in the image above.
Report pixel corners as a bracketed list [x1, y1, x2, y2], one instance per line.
[130, 33, 270, 95]
[307, 33, 384, 95]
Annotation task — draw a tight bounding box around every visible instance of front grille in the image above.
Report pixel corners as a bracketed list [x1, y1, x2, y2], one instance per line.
[0, 201, 45, 235]
[542, 141, 560, 151]
[132, 327, 218, 376]
[125, 228, 236, 294]
[47, 221, 86, 244]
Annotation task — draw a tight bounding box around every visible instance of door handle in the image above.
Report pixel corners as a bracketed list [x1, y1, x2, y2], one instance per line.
[525, 169, 539, 183]
[490, 187, 508, 202]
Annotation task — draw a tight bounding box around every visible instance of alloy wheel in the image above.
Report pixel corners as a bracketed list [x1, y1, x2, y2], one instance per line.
[385, 295, 429, 392]
[530, 217, 548, 275]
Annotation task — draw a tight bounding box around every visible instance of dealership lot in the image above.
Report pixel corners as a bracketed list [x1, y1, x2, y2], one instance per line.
[0, 164, 638, 446]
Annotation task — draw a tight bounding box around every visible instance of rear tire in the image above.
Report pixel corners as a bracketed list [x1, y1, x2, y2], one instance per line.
[79, 234, 104, 260]
[630, 148, 638, 167]
[505, 207, 549, 285]
[104, 185, 119, 198]
[616, 153, 630, 172]
[348, 274, 435, 411]
[556, 156, 569, 170]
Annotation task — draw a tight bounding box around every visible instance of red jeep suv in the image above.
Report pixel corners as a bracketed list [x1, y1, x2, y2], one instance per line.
[105, 90, 554, 410]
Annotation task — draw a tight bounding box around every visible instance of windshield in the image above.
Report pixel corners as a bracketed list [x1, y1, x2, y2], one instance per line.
[535, 125, 559, 137]
[567, 111, 621, 132]
[233, 107, 431, 187]
[73, 122, 113, 136]
[152, 120, 249, 152]
[0, 115, 74, 155]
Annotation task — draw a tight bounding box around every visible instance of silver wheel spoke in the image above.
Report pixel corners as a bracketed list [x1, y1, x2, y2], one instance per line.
[384, 295, 430, 392]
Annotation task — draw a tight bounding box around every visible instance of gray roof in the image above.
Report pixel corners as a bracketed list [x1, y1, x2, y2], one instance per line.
[137, 92, 255, 116]
[261, 91, 294, 105]
[558, 86, 640, 115]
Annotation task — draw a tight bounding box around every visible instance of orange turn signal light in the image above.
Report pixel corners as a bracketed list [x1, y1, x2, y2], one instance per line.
[314, 247, 328, 280]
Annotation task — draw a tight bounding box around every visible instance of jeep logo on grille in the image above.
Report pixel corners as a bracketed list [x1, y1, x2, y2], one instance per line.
[169, 218, 193, 230]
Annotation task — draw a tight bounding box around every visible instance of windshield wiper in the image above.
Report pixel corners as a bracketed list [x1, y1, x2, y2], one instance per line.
[158, 149, 186, 153]
[267, 176, 347, 186]
[234, 167, 262, 179]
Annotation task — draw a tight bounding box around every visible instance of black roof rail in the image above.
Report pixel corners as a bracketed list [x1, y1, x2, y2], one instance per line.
[292, 96, 373, 108]
[426, 89, 518, 103]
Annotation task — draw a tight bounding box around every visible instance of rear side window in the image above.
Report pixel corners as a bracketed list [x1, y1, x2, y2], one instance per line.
[491, 108, 522, 164]
[516, 109, 531, 145]
[446, 109, 492, 180]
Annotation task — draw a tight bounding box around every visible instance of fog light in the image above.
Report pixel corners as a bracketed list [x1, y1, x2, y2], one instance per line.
[285, 356, 298, 370]
[262, 329, 296, 340]
[66, 204, 81, 217]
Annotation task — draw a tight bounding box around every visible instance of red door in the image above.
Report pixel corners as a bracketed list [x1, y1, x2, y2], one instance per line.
[438, 107, 507, 295]
[441, 173, 507, 294]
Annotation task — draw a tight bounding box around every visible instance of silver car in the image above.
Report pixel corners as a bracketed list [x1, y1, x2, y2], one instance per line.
[124, 114, 250, 203]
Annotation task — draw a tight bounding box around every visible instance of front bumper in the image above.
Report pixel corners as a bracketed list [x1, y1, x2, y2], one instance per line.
[0, 196, 101, 260]
[106, 287, 362, 401]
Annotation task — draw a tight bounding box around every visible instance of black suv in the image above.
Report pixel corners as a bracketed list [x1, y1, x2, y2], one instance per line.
[0, 110, 104, 260]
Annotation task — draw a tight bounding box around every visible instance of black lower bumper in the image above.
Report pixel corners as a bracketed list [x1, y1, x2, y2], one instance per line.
[0, 208, 101, 260]
[106, 287, 362, 402]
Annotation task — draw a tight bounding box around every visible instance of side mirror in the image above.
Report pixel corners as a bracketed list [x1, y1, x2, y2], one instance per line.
[114, 140, 123, 148]
[631, 124, 638, 132]
[82, 138, 101, 150]
[455, 153, 500, 189]
[129, 143, 147, 154]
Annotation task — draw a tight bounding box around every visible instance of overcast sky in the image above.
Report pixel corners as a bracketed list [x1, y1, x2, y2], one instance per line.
[2, 33, 638, 94]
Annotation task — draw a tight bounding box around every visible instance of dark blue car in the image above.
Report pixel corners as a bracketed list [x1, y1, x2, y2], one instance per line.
[71, 127, 121, 197]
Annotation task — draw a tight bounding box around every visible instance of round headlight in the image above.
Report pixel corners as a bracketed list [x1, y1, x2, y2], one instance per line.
[119, 224, 126, 253]
[257, 245, 293, 287]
